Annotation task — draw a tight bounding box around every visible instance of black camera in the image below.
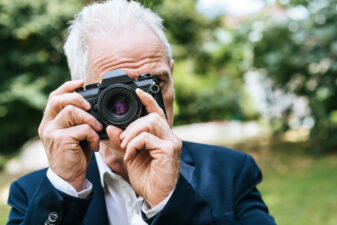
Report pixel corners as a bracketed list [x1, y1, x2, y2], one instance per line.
[75, 69, 166, 140]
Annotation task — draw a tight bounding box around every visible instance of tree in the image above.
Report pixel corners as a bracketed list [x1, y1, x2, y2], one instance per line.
[154, 0, 258, 124]
[0, 0, 83, 153]
[0, 0, 257, 154]
[247, 0, 337, 151]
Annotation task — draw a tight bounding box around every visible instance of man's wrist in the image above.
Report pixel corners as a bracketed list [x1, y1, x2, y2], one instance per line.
[142, 187, 175, 219]
[46, 168, 92, 198]
[67, 178, 87, 192]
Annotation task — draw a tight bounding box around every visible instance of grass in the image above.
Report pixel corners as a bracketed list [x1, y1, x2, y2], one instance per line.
[230, 138, 337, 225]
[260, 154, 337, 225]
[0, 204, 10, 225]
[0, 171, 24, 225]
[0, 139, 336, 225]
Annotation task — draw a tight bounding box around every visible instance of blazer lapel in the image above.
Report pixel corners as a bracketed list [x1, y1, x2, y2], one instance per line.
[180, 141, 196, 188]
[83, 153, 109, 225]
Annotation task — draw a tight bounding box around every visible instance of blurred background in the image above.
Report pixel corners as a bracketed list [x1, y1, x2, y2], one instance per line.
[0, 0, 336, 224]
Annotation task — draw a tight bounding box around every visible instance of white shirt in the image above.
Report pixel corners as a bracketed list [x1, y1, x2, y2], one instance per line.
[47, 152, 173, 225]
[94, 151, 148, 225]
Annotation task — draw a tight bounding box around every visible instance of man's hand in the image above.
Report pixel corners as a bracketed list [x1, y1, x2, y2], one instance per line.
[107, 88, 182, 207]
[38, 80, 102, 191]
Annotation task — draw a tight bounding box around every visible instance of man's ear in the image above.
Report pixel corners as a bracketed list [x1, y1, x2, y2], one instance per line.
[170, 59, 174, 75]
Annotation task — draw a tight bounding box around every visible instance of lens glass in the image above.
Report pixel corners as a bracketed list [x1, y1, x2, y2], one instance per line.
[110, 95, 129, 116]
[98, 84, 141, 128]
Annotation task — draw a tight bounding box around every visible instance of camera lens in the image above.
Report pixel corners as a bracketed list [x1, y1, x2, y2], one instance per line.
[110, 95, 129, 116]
[98, 84, 142, 128]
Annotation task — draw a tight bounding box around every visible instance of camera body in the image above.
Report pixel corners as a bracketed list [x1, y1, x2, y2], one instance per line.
[76, 69, 166, 140]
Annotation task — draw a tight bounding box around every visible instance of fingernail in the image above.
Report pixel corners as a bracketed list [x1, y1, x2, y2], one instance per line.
[106, 125, 113, 134]
[85, 101, 91, 109]
[121, 139, 126, 148]
[120, 131, 125, 139]
[97, 122, 103, 130]
[136, 88, 144, 94]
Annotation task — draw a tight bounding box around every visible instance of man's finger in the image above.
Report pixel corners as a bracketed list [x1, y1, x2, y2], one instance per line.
[120, 113, 167, 148]
[136, 88, 165, 118]
[44, 93, 91, 121]
[66, 124, 100, 152]
[49, 80, 84, 98]
[124, 132, 163, 163]
[106, 125, 123, 148]
[105, 125, 125, 159]
[54, 105, 102, 132]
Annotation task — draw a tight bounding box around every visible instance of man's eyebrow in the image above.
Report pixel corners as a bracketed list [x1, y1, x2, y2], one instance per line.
[152, 71, 169, 77]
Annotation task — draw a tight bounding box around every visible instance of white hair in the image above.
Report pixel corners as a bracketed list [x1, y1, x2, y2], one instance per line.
[64, 0, 172, 81]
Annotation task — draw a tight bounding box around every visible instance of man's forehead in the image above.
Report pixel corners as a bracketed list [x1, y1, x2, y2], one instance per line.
[86, 25, 170, 83]
[87, 25, 165, 58]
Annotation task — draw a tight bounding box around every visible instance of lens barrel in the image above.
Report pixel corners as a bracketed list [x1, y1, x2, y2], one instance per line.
[97, 84, 141, 128]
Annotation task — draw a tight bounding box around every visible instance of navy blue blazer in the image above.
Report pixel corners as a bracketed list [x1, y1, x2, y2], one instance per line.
[7, 141, 276, 225]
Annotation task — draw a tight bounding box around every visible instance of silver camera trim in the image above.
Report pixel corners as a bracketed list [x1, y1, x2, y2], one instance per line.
[150, 82, 160, 94]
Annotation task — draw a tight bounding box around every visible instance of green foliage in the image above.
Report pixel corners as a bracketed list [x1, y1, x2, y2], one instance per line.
[173, 61, 258, 124]
[0, 0, 83, 153]
[153, 0, 258, 124]
[137, 0, 163, 9]
[156, 0, 221, 68]
[247, 0, 337, 150]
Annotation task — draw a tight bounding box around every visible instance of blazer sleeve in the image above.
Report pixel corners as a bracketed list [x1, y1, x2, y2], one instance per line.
[7, 175, 93, 225]
[233, 154, 276, 225]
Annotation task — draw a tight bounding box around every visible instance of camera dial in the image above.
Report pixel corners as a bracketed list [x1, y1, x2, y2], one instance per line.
[150, 82, 160, 94]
